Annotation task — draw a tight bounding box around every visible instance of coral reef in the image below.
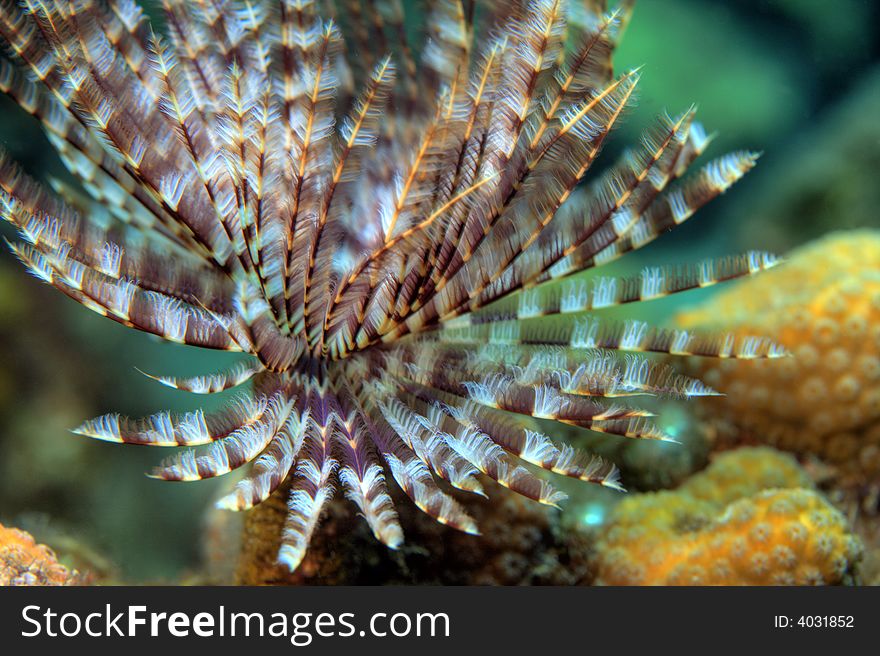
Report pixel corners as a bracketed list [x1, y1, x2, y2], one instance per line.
[231, 447, 863, 586]
[677, 230, 880, 488]
[591, 448, 862, 585]
[0, 522, 82, 585]
[0, 0, 782, 575]
[235, 485, 595, 586]
[595, 488, 861, 585]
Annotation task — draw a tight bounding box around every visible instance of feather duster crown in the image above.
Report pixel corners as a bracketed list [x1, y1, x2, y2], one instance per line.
[0, 0, 785, 571]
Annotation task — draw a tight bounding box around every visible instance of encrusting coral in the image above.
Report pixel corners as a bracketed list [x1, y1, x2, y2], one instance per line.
[677, 230, 880, 488]
[0, 522, 82, 585]
[595, 488, 861, 585]
[591, 448, 863, 585]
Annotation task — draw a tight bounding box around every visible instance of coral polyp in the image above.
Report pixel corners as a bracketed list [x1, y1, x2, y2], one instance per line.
[0, 0, 782, 573]
[591, 448, 863, 585]
[594, 486, 861, 586]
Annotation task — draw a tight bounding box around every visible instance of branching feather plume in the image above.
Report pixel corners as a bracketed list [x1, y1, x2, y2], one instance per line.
[0, 0, 785, 572]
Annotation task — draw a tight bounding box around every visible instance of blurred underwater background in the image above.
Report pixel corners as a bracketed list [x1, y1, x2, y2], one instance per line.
[1, 0, 879, 585]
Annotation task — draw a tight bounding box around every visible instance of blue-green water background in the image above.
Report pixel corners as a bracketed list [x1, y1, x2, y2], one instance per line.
[0, 0, 877, 582]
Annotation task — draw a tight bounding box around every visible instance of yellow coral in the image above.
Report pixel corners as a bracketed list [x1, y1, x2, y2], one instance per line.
[678, 446, 812, 505]
[0, 523, 80, 586]
[592, 448, 862, 585]
[676, 230, 880, 481]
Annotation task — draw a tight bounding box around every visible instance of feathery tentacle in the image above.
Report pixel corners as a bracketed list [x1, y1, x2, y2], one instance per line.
[0, 0, 778, 572]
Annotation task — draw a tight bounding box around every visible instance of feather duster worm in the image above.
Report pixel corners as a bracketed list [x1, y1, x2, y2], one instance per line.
[0, 0, 784, 572]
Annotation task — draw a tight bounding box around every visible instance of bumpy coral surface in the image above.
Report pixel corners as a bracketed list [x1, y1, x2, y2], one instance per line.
[677, 231, 880, 484]
[0, 522, 81, 586]
[592, 448, 862, 585]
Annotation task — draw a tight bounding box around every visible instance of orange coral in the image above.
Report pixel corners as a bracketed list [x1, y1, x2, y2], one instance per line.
[592, 448, 862, 585]
[0, 522, 80, 586]
[676, 230, 880, 482]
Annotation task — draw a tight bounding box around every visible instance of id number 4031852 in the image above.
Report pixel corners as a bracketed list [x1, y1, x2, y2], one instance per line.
[774, 616, 854, 628]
